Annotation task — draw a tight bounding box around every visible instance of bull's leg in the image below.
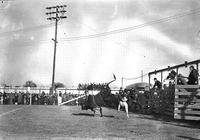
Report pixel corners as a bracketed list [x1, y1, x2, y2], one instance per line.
[93, 109, 96, 117]
[124, 103, 129, 118]
[118, 102, 121, 111]
[100, 107, 103, 117]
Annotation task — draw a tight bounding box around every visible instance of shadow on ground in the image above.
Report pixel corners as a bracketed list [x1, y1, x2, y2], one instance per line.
[72, 113, 115, 118]
[177, 135, 200, 140]
[133, 112, 200, 129]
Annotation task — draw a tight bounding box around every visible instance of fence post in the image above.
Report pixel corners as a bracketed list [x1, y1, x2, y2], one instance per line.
[28, 87, 31, 105]
[197, 63, 199, 85]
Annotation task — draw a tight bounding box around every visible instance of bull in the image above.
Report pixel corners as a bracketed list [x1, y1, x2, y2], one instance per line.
[80, 75, 116, 117]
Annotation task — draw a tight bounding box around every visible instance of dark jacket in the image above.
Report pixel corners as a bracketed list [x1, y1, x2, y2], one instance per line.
[153, 80, 162, 89]
[188, 69, 199, 85]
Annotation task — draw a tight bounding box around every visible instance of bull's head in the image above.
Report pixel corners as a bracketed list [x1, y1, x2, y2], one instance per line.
[100, 74, 116, 96]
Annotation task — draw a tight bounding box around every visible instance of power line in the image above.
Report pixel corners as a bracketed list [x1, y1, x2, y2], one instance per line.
[19, 7, 200, 53]
[58, 8, 200, 41]
[70, 18, 155, 81]
[75, 19, 148, 58]
[63, 16, 151, 85]
[123, 73, 148, 80]
[121, 73, 149, 89]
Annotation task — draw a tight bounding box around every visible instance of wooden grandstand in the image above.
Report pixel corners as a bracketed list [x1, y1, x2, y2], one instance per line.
[148, 59, 200, 120]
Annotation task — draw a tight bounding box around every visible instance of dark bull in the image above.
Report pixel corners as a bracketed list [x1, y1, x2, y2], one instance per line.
[80, 75, 116, 117]
[80, 92, 104, 117]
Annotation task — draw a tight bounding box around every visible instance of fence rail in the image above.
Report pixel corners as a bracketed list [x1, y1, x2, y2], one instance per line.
[174, 85, 200, 120]
[0, 87, 119, 95]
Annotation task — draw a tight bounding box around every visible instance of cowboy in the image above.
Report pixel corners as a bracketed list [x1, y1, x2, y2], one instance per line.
[118, 90, 129, 118]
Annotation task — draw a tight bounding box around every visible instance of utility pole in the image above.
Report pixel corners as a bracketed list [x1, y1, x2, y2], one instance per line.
[141, 70, 143, 82]
[46, 5, 67, 94]
[121, 77, 123, 89]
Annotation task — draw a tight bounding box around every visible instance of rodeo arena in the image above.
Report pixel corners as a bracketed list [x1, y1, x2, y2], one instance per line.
[0, 60, 200, 139]
[1, 1, 200, 140]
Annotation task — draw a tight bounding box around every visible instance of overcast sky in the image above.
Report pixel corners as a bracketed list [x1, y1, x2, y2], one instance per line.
[0, 0, 200, 88]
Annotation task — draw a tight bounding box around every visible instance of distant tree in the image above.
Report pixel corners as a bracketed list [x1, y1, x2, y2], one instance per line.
[78, 83, 82, 90]
[54, 82, 65, 89]
[23, 81, 37, 87]
[2, 84, 10, 87]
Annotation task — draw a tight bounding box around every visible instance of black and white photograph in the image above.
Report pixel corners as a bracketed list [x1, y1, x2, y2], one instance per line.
[0, 0, 200, 139]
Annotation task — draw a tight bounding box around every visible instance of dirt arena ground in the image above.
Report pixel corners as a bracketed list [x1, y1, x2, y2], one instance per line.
[0, 105, 200, 140]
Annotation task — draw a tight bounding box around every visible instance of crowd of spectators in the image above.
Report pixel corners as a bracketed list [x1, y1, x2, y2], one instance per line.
[0, 91, 82, 105]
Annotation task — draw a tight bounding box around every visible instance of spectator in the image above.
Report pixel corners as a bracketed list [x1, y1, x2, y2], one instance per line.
[23, 93, 27, 105]
[58, 91, 62, 105]
[0, 92, 3, 104]
[153, 78, 162, 90]
[188, 65, 199, 85]
[3, 92, 6, 104]
[14, 92, 18, 104]
[39, 92, 45, 105]
[18, 92, 22, 105]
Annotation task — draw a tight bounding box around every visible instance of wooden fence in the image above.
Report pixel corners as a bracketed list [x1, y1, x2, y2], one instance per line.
[174, 85, 200, 120]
